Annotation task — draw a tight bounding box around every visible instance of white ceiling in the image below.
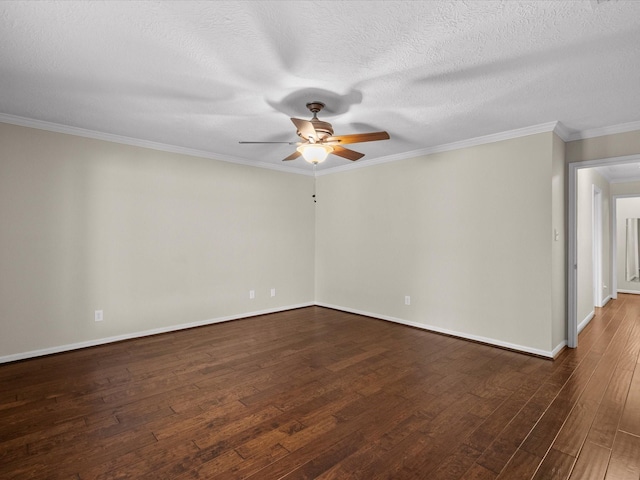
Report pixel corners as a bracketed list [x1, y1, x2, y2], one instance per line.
[1, 0, 640, 174]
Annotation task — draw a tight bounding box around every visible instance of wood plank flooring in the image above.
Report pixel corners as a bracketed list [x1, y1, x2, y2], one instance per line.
[1, 295, 640, 479]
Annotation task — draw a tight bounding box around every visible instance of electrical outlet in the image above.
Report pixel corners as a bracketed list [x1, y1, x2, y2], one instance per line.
[249, 290, 255, 299]
[94, 310, 104, 322]
[404, 296, 411, 306]
[270, 288, 276, 297]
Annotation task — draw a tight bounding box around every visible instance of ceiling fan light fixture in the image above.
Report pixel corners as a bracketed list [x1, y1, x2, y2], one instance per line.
[297, 144, 333, 164]
[240, 101, 389, 164]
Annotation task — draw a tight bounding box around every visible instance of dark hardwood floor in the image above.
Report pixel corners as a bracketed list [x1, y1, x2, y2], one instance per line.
[1, 296, 640, 479]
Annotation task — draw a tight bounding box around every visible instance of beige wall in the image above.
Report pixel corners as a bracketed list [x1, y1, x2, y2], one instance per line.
[611, 181, 640, 197]
[2, 122, 587, 360]
[567, 130, 640, 163]
[552, 133, 566, 348]
[315, 132, 561, 355]
[0, 123, 315, 359]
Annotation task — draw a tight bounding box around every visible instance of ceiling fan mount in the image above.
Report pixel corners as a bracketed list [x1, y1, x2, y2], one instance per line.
[302, 102, 333, 141]
[240, 101, 390, 164]
[306, 101, 325, 114]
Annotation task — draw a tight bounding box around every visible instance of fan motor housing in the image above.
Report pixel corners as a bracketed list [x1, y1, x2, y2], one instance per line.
[304, 101, 334, 140]
[309, 119, 333, 139]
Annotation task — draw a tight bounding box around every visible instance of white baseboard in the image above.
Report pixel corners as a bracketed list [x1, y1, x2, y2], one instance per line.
[315, 302, 556, 359]
[552, 340, 568, 358]
[578, 310, 595, 334]
[0, 302, 313, 364]
[1, 301, 568, 364]
[617, 289, 640, 295]
[600, 295, 612, 306]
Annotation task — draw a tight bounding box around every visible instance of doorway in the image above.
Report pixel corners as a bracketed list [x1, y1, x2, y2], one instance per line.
[568, 153, 640, 348]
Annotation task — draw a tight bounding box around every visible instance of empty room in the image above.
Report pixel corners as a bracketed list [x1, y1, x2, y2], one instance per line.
[2, 1, 640, 478]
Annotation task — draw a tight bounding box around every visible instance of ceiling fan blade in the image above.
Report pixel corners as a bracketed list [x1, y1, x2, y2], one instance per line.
[239, 141, 298, 144]
[325, 131, 390, 145]
[331, 145, 365, 161]
[291, 118, 317, 140]
[282, 150, 302, 161]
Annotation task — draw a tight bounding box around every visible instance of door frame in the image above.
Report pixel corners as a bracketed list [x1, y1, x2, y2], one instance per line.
[612, 193, 640, 294]
[592, 185, 603, 308]
[568, 153, 640, 348]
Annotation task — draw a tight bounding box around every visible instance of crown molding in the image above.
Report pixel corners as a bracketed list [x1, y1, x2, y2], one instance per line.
[316, 121, 562, 176]
[5, 111, 640, 177]
[0, 113, 314, 177]
[552, 121, 572, 142]
[567, 120, 640, 142]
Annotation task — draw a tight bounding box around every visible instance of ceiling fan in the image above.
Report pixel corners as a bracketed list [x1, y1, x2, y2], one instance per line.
[239, 102, 390, 164]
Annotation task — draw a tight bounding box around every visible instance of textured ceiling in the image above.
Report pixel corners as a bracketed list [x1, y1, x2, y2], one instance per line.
[1, 0, 640, 173]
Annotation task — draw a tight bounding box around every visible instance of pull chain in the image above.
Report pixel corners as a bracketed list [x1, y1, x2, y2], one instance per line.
[313, 163, 317, 204]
